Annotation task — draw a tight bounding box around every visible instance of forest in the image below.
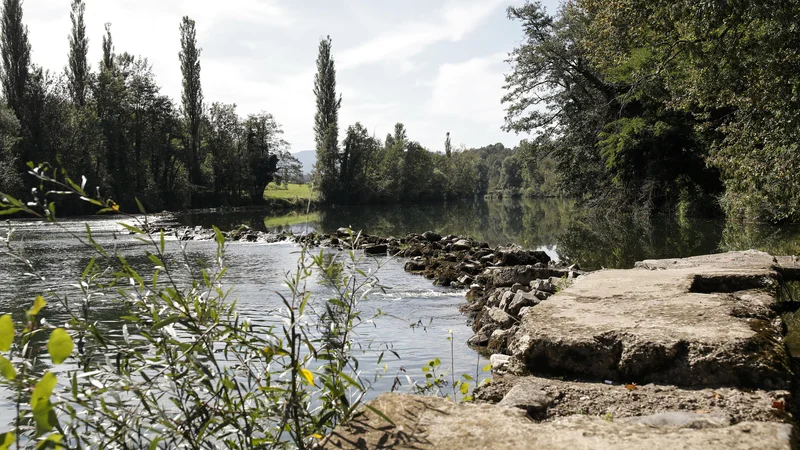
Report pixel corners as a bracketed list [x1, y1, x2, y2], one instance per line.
[0, 0, 798, 223]
[0, 0, 300, 213]
[314, 0, 800, 223]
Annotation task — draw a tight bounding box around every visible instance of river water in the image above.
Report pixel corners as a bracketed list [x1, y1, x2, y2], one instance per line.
[1, 197, 799, 427]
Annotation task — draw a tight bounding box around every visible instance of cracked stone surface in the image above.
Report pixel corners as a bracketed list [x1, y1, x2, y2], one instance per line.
[506, 251, 794, 388]
[322, 393, 795, 450]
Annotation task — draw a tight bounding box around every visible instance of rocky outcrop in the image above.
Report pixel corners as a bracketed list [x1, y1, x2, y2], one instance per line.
[326, 251, 800, 449]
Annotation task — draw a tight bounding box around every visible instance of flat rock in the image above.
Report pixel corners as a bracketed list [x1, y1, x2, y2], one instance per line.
[507, 251, 792, 389]
[322, 393, 794, 450]
[473, 375, 792, 424]
[621, 411, 731, 429]
[497, 381, 553, 418]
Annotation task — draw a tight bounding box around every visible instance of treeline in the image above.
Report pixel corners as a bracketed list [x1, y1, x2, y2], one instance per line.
[311, 37, 557, 205]
[502, 0, 800, 223]
[0, 0, 294, 212]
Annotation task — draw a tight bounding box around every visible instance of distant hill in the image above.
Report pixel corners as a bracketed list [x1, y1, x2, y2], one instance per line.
[292, 150, 316, 175]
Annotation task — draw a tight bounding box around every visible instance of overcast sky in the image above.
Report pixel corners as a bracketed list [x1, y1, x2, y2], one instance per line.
[24, 0, 559, 153]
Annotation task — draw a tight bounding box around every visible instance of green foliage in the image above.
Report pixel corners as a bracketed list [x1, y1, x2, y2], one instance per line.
[0, 3, 286, 214]
[314, 35, 342, 203]
[179, 16, 204, 194]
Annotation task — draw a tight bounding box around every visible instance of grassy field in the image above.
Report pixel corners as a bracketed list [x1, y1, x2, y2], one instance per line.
[263, 212, 320, 229]
[263, 183, 316, 202]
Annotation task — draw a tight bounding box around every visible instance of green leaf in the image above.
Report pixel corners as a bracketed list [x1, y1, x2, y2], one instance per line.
[482, 363, 492, 372]
[36, 433, 63, 450]
[31, 372, 57, 435]
[460, 382, 469, 395]
[47, 329, 73, 365]
[0, 208, 21, 216]
[0, 315, 13, 352]
[28, 296, 46, 317]
[151, 316, 182, 331]
[0, 432, 14, 450]
[0, 356, 16, 380]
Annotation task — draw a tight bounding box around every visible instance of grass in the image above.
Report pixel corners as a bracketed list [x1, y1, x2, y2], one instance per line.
[263, 183, 316, 201]
[263, 212, 320, 229]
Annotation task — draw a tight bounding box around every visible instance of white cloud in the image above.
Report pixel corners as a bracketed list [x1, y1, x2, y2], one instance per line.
[338, 0, 506, 70]
[430, 53, 507, 124]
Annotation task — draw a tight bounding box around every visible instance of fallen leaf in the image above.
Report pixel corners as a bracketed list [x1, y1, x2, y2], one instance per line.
[624, 383, 637, 391]
[772, 400, 785, 411]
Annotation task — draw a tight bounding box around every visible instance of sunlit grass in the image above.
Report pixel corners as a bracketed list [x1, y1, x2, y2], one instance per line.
[263, 183, 316, 201]
[263, 211, 320, 229]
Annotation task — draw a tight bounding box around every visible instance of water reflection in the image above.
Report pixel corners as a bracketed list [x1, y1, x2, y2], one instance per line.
[178, 198, 800, 270]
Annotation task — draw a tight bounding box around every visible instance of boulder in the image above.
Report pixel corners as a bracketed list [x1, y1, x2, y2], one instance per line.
[497, 245, 551, 266]
[507, 292, 541, 316]
[452, 239, 472, 251]
[422, 231, 442, 242]
[498, 382, 553, 418]
[363, 244, 388, 256]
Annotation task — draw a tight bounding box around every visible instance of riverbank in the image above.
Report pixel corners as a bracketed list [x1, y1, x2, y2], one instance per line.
[156, 223, 800, 447]
[325, 250, 800, 449]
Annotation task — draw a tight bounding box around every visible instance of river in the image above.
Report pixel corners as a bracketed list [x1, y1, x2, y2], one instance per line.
[1, 197, 799, 427]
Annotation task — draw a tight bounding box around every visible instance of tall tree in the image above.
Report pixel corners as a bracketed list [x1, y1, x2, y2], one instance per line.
[101, 23, 113, 72]
[67, 0, 89, 107]
[313, 35, 341, 202]
[0, 0, 30, 119]
[445, 132, 452, 157]
[179, 16, 204, 194]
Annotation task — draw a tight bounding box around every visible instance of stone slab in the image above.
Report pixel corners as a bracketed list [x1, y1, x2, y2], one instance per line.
[321, 393, 795, 450]
[507, 251, 792, 388]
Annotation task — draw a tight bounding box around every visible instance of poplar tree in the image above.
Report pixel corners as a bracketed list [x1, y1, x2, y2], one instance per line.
[101, 23, 113, 72]
[67, 0, 88, 107]
[0, 0, 30, 118]
[179, 16, 203, 192]
[313, 35, 341, 201]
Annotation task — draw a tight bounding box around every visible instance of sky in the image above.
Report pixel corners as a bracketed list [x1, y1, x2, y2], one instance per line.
[24, 0, 560, 153]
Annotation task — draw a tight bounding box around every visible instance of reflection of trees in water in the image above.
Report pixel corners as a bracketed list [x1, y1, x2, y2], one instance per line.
[318, 198, 577, 249]
[178, 200, 799, 272]
[556, 212, 725, 270]
[719, 223, 800, 257]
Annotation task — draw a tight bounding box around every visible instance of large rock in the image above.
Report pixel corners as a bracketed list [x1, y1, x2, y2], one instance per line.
[422, 231, 441, 242]
[452, 239, 472, 251]
[322, 393, 795, 449]
[363, 244, 388, 255]
[497, 245, 551, 266]
[497, 381, 553, 418]
[483, 266, 551, 287]
[507, 251, 793, 389]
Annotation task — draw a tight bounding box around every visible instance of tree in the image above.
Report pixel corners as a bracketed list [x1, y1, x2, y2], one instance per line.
[276, 151, 303, 187]
[581, 0, 800, 221]
[313, 36, 341, 202]
[66, 0, 88, 107]
[179, 16, 204, 195]
[101, 23, 113, 72]
[242, 112, 282, 201]
[445, 132, 452, 157]
[340, 122, 379, 202]
[0, 0, 29, 118]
